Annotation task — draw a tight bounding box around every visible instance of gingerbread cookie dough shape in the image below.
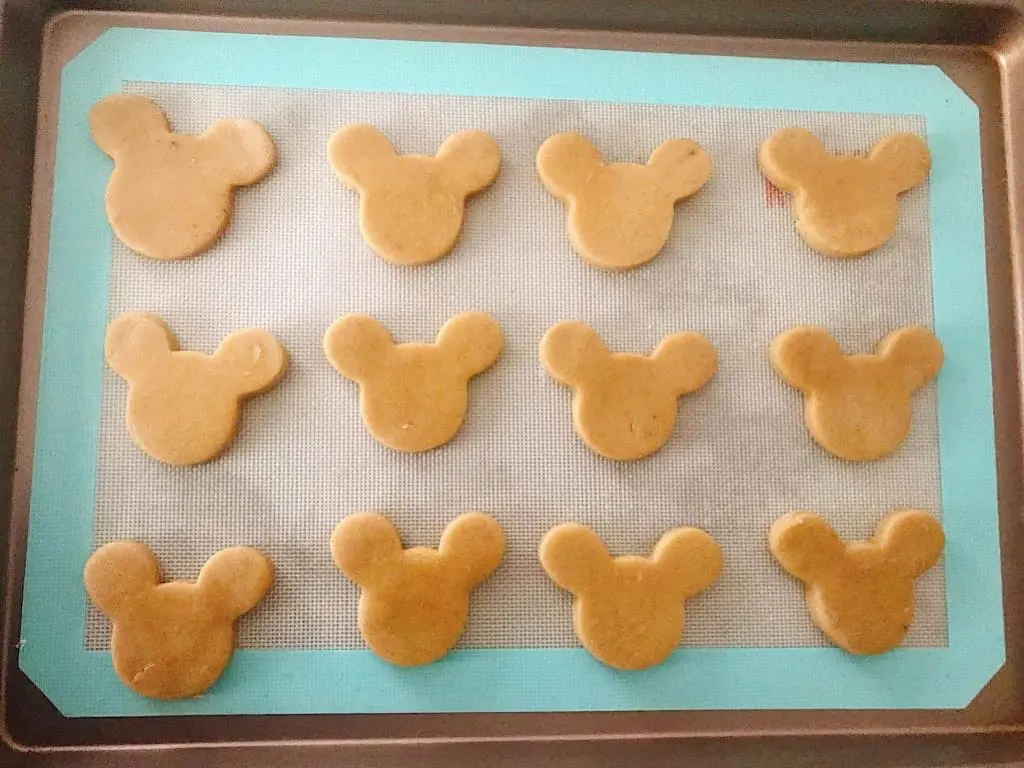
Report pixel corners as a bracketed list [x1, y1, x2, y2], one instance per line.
[769, 509, 944, 655]
[540, 321, 716, 460]
[89, 93, 277, 261]
[540, 523, 722, 670]
[324, 312, 503, 452]
[770, 325, 943, 461]
[758, 127, 930, 258]
[536, 133, 711, 270]
[105, 312, 288, 466]
[84, 541, 274, 699]
[331, 511, 505, 666]
[328, 124, 502, 265]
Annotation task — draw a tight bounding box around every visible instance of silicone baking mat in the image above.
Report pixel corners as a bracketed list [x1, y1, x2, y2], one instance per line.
[20, 28, 1001, 716]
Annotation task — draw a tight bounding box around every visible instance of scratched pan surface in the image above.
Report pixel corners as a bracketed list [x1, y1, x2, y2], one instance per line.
[1, 1, 1023, 765]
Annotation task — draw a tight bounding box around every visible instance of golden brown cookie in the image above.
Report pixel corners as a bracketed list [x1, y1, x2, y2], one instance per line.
[540, 321, 716, 460]
[536, 132, 711, 270]
[323, 312, 503, 452]
[769, 509, 944, 655]
[539, 523, 722, 670]
[84, 541, 274, 699]
[770, 325, 943, 461]
[331, 511, 505, 666]
[328, 124, 501, 265]
[89, 93, 276, 261]
[105, 312, 288, 466]
[758, 127, 930, 258]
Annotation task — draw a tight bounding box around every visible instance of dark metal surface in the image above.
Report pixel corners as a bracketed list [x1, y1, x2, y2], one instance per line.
[2, 1, 1024, 764]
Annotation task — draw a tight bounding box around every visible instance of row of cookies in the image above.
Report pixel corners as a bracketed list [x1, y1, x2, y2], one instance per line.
[106, 310, 943, 466]
[86, 507, 945, 700]
[91, 93, 931, 268]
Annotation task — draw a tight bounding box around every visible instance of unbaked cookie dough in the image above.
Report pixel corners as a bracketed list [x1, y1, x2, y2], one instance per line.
[105, 312, 288, 466]
[758, 127, 930, 258]
[89, 93, 277, 261]
[540, 321, 716, 460]
[536, 132, 711, 270]
[328, 124, 501, 265]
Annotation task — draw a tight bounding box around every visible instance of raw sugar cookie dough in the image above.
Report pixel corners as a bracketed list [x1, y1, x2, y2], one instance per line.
[84, 542, 274, 699]
[770, 325, 943, 461]
[540, 321, 716, 460]
[536, 132, 711, 270]
[331, 511, 505, 666]
[323, 311, 503, 452]
[758, 127, 930, 258]
[769, 509, 944, 655]
[104, 312, 288, 466]
[89, 93, 277, 261]
[540, 523, 722, 670]
[328, 124, 501, 265]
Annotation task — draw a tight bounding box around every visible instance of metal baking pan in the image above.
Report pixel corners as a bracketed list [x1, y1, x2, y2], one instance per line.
[2, 0, 1024, 764]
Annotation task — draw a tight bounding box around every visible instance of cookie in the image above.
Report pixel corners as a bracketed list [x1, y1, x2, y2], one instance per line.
[770, 325, 943, 461]
[89, 93, 276, 261]
[323, 312, 503, 452]
[769, 509, 944, 655]
[540, 321, 716, 460]
[105, 312, 288, 465]
[758, 127, 930, 257]
[539, 523, 722, 670]
[331, 511, 505, 666]
[328, 124, 501, 265]
[536, 132, 711, 270]
[84, 541, 274, 699]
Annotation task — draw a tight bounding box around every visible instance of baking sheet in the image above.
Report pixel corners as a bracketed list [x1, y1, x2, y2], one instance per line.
[15, 28, 1000, 717]
[85, 83, 946, 652]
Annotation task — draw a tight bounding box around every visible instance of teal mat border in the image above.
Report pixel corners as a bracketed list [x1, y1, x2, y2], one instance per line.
[19, 28, 1002, 716]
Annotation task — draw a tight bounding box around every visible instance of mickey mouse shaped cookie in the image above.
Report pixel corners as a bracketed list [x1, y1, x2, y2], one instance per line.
[328, 124, 502, 265]
[85, 541, 274, 699]
[331, 511, 505, 666]
[540, 321, 716, 460]
[105, 312, 288, 466]
[536, 133, 711, 270]
[769, 509, 944, 655]
[770, 325, 943, 461]
[540, 523, 722, 670]
[324, 312, 503, 452]
[89, 93, 277, 260]
[758, 127, 930, 258]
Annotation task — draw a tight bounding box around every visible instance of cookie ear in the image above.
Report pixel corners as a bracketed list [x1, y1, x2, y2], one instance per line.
[88, 94, 170, 157]
[877, 326, 943, 392]
[536, 133, 604, 198]
[651, 332, 717, 395]
[438, 512, 506, 589]
[875, 509, 945, 579]
[647, 139, 712, 200]
[104, 312, 177, 381]
[197, 547, 274, 619]
[539, 321, 609, 387]
[202, 119, 277, 186]
[323, 314, 395, 383]
[436, 130, 502, 196]
[539, 523, 610, 597]
[758, 127, 830, 191]
[769, 511, 845, 583]
[84, 541, 161, 619]
[331, 512, 404, 588]
[769, 326, 845, 392]
[869, 133, 931, 194]
[214, 328, 288, 396]
[327, 124, 397, 190]
[651, 528, 723, 600]
[435, 312, 504, 377]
